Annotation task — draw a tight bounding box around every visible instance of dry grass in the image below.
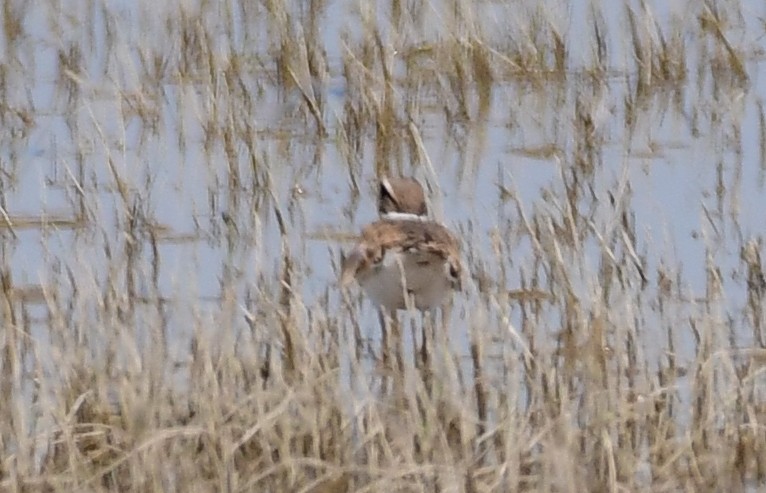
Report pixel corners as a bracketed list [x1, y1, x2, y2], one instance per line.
[0, 0, 764, 491]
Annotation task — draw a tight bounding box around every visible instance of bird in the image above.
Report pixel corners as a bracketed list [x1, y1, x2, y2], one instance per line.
[341, 177, 462, 312]
[377, 176, 428, 220]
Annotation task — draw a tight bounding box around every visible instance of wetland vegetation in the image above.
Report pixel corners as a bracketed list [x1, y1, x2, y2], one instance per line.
[1, 0, 765, 491]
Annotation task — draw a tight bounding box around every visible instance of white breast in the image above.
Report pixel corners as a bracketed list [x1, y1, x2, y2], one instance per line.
[357, 249, 454, 310]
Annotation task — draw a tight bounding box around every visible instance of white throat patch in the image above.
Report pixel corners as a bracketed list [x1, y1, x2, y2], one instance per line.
[381, 212, 428, 221]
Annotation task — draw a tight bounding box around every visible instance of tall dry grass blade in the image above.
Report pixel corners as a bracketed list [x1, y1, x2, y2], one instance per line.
[701, 2, 749, 84]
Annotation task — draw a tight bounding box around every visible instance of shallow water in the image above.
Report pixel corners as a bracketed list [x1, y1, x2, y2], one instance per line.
[3, 0, 766, 434]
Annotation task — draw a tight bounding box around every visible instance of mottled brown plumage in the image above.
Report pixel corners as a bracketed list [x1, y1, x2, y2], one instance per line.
[341, 179, 462, 310]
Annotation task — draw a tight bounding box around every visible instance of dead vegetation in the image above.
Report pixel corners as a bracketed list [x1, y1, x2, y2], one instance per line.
[0, 0, 764, 491]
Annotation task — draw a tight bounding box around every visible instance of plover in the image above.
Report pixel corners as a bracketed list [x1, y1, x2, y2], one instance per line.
[341, 177, 462, 311]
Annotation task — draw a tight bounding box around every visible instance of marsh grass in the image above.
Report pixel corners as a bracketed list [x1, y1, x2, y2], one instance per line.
[0, 0, 765, 491]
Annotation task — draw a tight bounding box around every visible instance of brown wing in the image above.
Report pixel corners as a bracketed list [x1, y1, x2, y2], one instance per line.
[362, 219, 462, 285]
[362, 220, 455, 251]
[341, 219, 463, 288]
